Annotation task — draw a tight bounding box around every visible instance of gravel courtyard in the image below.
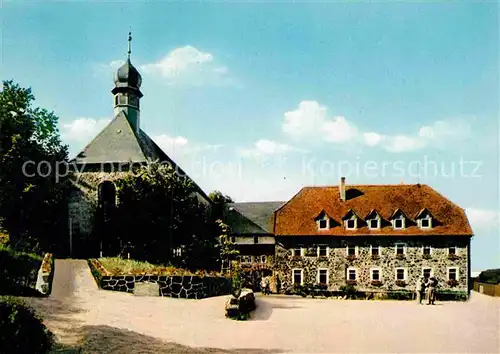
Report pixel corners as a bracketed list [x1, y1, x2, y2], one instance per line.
[27, 260, 499, 353]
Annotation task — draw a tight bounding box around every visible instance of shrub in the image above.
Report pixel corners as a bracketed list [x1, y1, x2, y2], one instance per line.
[0, 245, 43, 296]
[340, 284, 358, 299]
[0, 297, 54, 353]
[387, 291, 413, 300]
[436, 290, 468, 301]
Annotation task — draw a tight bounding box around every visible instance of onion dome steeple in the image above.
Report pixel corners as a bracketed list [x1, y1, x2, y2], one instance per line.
[111, 31, 143, 133]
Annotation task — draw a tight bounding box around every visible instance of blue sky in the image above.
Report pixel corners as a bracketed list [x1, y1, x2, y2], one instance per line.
[1, 1, 498, 271]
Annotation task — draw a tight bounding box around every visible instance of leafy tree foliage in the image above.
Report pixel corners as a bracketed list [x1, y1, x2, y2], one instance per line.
[209, 190, 233, 219]
[114, 161, 218, 269]
[0, 81, 69, 253]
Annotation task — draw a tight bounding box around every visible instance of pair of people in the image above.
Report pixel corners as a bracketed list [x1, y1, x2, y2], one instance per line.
[416, 276, 438, 305]
[260, 277, 270, 295]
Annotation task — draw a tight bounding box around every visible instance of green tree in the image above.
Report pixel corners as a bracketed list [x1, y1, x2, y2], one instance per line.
[209, 190, 233, 220]
[114, 160, 215, 268]
[0, 81, 69, 253]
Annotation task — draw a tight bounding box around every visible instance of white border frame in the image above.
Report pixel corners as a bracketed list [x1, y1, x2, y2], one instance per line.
[419, 216, 432, 229]
[346, 245, 358, 257]
[317, 245, 329, 257]
[370, 267, 382, 281]
[392, 215, 406, 229]
[347, 267, 358, 281]
[447, 266, 459, 281]
[421, 267, 433, 278]
[394, 243, 406, 255]
[422, 245, 433, 255]
[370, 244, 380, 256]
[345, 215, 358, 230]
[292, 268, 304, 285]
[394, 267, 407, 281]
[317, 268, 329, 285]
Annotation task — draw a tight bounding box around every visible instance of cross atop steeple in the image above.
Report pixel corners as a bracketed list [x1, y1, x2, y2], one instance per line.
[127, 30, 132, 59]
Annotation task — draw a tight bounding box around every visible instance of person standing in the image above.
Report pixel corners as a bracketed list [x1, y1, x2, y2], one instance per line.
[416, 276, 426, 304]
[260, 277, 267, 295]
[427, 276, 437, 305]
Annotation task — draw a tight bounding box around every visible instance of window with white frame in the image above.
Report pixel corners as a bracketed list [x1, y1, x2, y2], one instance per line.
[448, 267, 458, 281]
[291, 248, 302, 257]
[371, 245, 380, 256]
[346, 245, 357, 257]
[423, 245, 432, 255]
[292, 269, 303, 285]
[317, 269, 328, 284]
[395, 244, 406, 255]
[422, 267, 432, 279]
[395, 268, 406, 281]
[371, 268, 381, 281]
[393, 216, 405, 229]
[448, 246, 457, 255]
[369, 218, 380, 229]
[347, 268, 357, 281]
[317, 245, 328, 257]
[419, 217, 432, 229]
[345, 217, 357, 230]
[261, 255, 267, 263]
[318, 218, 329, 230]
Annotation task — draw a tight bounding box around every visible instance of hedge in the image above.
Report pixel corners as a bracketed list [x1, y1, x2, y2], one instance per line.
[0, 296, 54, 353]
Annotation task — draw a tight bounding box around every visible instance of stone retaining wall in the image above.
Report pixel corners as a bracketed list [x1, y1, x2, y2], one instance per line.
[88, 260, 231, 299]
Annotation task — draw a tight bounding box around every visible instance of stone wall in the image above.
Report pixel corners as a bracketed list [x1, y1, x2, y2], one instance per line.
[274, 236, 470, 294]
[68, 169, 129, 241]
[98, 274, 231, 299]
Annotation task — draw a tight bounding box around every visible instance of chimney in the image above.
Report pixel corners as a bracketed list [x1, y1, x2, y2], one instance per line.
[340, 177, 346, 201]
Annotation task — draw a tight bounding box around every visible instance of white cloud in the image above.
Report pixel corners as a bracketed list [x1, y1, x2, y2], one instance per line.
[383, 135, 426, 153]
[363, 132, 385, 146]
[61, 118, 111, 142]
[283, 101, 358, 143]
[152, 134, 190, 158]
[108, 60, 125, 70]
[282, 101, 472, 153]
[323, 116, 358, 143]
[465, 207, 500, 231]
[141, 46, 233, 86]
[238, 139, 294, 159]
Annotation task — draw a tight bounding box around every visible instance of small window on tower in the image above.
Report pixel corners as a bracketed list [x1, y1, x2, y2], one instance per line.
[118, 95, 127, 105]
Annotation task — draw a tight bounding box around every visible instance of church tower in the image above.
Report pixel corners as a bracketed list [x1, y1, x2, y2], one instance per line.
[111, 31, 143, 133]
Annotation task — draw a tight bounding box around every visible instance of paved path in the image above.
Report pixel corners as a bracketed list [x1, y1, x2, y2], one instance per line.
[28, 260, 500, 353]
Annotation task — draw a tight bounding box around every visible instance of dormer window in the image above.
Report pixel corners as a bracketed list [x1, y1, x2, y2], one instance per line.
[342, 209, 359, 230]
[346, 218, 357, 229]
[319, 219, 329, 230]
[315, 211, 332, 230]
[420, 218, 431, 228]
[393, 218, 404, 229]
[365, 209, 381, 230]
[416, 208, 434, 229]
[390, 209, 407, 230]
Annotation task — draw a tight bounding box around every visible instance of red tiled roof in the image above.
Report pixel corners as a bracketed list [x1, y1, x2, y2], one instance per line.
[274, 184, 473, 236]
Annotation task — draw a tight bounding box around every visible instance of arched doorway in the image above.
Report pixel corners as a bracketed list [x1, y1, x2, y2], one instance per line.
[97, 181, 117, 256]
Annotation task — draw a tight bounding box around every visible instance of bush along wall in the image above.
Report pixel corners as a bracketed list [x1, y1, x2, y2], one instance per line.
[88, 259, 231, 299]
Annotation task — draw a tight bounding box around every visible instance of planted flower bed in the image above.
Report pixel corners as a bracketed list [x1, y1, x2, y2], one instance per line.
[88, 258, 231, 299]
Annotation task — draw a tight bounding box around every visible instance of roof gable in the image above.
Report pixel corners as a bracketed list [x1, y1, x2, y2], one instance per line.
[72, 111, 147, 165]
[275, 184, 473, 236]
[224, 201, 284, 234]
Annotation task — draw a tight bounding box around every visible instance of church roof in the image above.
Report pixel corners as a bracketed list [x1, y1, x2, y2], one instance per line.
[72, 111, 146, 164]
[71, 111, 211, 201]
